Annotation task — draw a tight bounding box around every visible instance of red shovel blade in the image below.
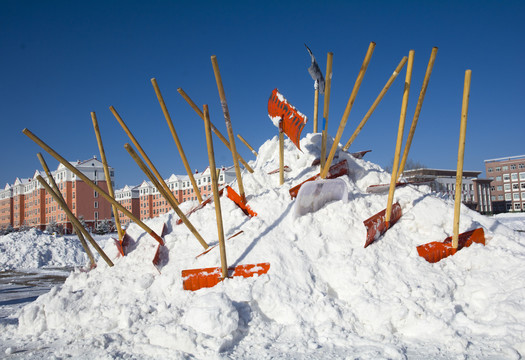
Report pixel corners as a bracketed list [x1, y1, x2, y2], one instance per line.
[289, 159, 349, 199]
[416, 228, 485, 263]
[226, 186, 257, 217]
[182, 262, 270, 291]
[267, 165, 291, 175]
[363, 202, 402, 248]
[268, 88, 307, 150]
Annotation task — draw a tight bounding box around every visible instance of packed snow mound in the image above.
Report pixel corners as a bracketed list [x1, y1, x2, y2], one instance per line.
[0, 229, 91, 271]
[3, 133, 525, 358]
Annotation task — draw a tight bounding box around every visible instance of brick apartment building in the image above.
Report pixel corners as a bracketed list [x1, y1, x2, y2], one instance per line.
[484, 155, 525, 213]
[403, 168, 493, 214]
[114, 166, 236, 227]
[0, 157, 114, 233]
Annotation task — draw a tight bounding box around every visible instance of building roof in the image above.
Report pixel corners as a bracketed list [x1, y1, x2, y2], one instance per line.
[403, 168, 482, 178]
[484, 155, 525, 163]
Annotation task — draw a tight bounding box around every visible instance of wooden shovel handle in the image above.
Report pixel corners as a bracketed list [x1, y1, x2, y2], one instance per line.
[321, 42, 375, 179]
[203, 104, 228, 279]
[452, 70, 472, 249]
[386, 50, 415, 224]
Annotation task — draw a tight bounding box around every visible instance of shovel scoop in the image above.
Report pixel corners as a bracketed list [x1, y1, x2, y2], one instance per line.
[363, 202, 402, 248]
[417, 228, 485, 263]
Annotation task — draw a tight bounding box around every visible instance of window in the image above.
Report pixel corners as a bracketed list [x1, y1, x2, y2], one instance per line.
[505, 193, 512, 201]
[520, 164, 525, 169]
[514, 203, 521, 210]
[504, 174, 510, 182]
[512, 183, 519, 190]
[512, 173, 518, 181]
[499, 185, 505, 191]
[510, 164, 516, 170]
[503, 166, 509, 171]
[94, 211, 98, 220]
[487, 167, 493, 173]
[498, 195, 504, 200]
[94, 191, 98, 198]
[513, 193, 520, 200]
[520, 172, 525, 180]
[496, 167, 501, 172]
[495, 176, 501, 181]
[94, 201, 98, 208]
[522, 192, 525, 200]
[522, 183, 525, 189]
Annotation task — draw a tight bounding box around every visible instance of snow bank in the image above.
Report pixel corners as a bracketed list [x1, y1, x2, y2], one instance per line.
[0, 229, 91, 271]
[2, 133, 525, 359]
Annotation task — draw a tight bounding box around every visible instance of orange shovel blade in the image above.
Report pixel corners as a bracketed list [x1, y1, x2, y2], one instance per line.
[416, 228, 485, 263]
[363, 202, 402, 248]
[226, 186, 257, 217]
[268, 88, 307, 150]
[289, 159, 349, 199]
[182, 262, 270, 291]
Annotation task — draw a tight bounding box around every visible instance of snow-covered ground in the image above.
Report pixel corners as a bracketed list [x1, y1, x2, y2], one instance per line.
[1, 133, 525, 359]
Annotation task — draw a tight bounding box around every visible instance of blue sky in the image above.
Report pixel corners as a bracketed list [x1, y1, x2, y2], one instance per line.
[1, 0, 524, 189]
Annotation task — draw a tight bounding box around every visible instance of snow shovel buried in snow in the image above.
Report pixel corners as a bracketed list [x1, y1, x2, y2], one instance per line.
[182, 105, 269, 291]
[363, 50, 415, 248]
[294, 178, 348, 217]
[289, 159, 349, 199]
[416, 70, 485, 263]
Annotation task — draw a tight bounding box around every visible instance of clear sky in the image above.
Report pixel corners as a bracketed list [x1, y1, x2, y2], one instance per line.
[1, 0, 524, 189]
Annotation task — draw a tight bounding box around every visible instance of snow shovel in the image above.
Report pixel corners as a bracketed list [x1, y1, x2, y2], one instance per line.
[182, 105, 269, 291]
[363, 50, 415, 248]
[268, 88, 308, 150]
[91, 112, 128, 257]
[416, 70, 485, 263]
[289, 159, 349, 199]
[225, 185, 257, 217]
[294, 178, 348, 217]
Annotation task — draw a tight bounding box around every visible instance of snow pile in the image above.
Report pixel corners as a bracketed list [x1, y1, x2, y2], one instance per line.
[2, 133, 525, 358]
[0, 229, 92, 271]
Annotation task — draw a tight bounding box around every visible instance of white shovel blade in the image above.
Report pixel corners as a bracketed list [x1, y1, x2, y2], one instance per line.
[294, 178, 348, 217]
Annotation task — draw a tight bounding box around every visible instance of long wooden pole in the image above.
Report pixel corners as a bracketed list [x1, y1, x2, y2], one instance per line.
[211, 55, 246, 204]
[313, 86, 319, 133]
[36, 175, 114, 267]
[151, 78, 203, 203]
[320, 52, 333, 170]
[397, 47, 438, 179]
[22, 128, 164, 246]
[124, 143, 209, 250]
[237, 134, 258, 156]
[203, 105, 228, 279]
[320, 42, 375, 178]
[385, 50, 415, 225]
[91, 112, 124, 244]
[343, 56, 408, 151]
[177, 88, 254, 173]
[110, 106, 181, 208]
[36, 153, 96, 267]
[452, 70, 472, 249]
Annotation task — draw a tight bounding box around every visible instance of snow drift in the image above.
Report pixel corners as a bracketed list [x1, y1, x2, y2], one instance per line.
[2, 133, 525, 359]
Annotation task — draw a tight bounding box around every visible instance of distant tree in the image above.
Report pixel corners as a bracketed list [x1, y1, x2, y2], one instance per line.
[78, 215, 88, 231]
[46, 220, 64, 235]
[19, 222, 31, 232]
[5, 224, 14, 234]
[94, 219, 112, 235]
